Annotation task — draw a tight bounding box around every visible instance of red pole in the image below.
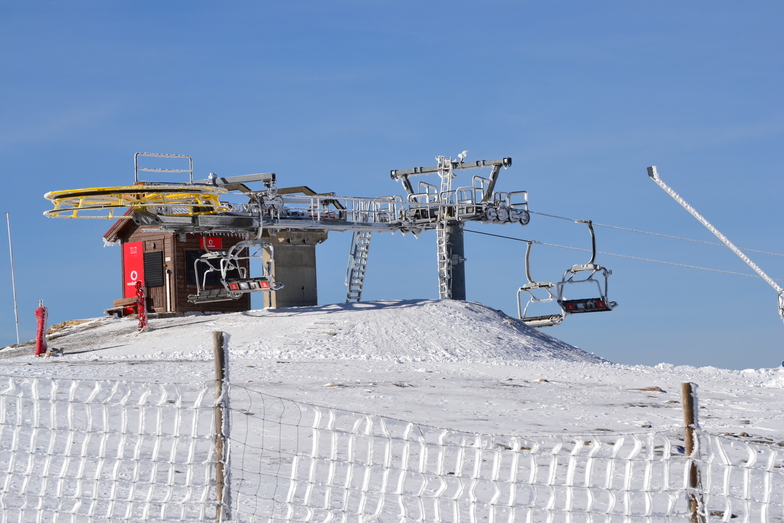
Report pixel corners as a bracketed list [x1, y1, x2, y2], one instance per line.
[35, 300, 48, 356]
[135, 281, 148, 331]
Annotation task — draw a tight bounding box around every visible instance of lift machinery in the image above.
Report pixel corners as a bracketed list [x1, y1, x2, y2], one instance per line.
[45, 151, 531, 305]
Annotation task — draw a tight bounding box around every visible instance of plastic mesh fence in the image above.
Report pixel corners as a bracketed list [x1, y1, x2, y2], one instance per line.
[2, 376, 782, 522]
[0, 376, 217, 522]
[228, 385, 721, 523]
[698, 433, 784, 522]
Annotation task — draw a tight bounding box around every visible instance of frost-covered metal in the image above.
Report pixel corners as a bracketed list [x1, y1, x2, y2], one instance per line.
[0, 377, 217, 521]
[44, 151, 531, 304]
[4, 375, 782, 522]
[648, 166, 784, 323]
[518, 221, 617, 327]
[345, 231, 372, 302]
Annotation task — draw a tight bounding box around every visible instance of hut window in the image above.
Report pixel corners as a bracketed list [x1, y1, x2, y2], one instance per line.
[144, 251, 164, 287]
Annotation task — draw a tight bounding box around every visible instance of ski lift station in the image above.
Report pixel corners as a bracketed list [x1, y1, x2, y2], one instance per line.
[44, 151, 620, 325]
[102, 210, 328, 315]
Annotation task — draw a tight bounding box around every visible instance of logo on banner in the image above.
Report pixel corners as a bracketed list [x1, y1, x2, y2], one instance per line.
[200, 237, 223, 249]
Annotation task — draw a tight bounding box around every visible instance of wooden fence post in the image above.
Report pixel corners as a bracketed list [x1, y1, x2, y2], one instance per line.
[681, 382, 704, 523]
[214, 331, 227, 522]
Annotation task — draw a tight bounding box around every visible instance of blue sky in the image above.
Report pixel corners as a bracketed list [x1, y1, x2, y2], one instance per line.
[1, 2, 782, 369]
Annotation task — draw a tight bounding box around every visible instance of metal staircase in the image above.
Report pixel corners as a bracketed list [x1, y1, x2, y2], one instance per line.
[345, 231, 372, 302]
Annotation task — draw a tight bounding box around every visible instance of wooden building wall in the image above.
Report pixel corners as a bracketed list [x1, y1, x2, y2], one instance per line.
[118, 226, 250, 314]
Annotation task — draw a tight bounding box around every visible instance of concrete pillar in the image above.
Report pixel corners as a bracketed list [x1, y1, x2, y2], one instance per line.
[263, 231, 328, 308]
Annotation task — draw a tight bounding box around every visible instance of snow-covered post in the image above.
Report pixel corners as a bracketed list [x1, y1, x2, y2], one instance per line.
[681, 382, 704, 523]
[213, 331, 230, 521]
[34, 300, 48, 356]
[135, 281, 148, 331]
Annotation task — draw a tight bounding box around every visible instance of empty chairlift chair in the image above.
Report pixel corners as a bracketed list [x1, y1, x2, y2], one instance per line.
[555, 221, 617, 315]
[187, 239, 283, 304]
[517, 241, 566, 328]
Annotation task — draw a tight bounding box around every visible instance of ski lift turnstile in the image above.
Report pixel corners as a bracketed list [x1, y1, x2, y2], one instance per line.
[517, 241, 566, 327]
[556, 221, 617, 315]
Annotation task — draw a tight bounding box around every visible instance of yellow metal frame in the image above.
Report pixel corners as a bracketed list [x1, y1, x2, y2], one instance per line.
[43, 185, 228, 219]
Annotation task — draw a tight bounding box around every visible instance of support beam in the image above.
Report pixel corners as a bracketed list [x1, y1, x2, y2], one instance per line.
[194, 172, 276, 187]
[391, 158, 511, 196]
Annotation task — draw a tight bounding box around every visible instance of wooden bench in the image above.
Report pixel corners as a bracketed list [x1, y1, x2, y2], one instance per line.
[104, 297, 138, 318]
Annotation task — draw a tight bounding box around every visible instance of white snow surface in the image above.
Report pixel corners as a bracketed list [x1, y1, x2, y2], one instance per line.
[1, 299, 782, 441]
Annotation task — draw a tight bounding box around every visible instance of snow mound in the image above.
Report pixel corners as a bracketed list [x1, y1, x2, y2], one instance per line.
[7, 300, 601, 364]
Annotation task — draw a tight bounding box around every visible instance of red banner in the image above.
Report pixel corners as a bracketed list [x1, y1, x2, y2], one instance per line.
[123, 242, 145, 299]
[200, 237, 223, 249]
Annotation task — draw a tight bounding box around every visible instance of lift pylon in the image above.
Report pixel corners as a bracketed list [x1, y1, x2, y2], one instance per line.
[391, 153, 524, 300]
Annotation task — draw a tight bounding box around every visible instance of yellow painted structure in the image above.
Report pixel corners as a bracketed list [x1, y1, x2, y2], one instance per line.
[43, 185, 227, 219]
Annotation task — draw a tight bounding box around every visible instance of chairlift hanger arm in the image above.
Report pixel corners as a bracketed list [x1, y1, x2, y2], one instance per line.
[564, 220, 602, 272]
[524, 241, 535, 285]
[647, 166, 784, 321]
[583, 220, 597, 267]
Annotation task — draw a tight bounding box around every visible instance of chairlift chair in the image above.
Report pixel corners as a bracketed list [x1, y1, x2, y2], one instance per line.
[517, 241, 566, 328]
[187, 238, 283, 304]
[555, 221, 617, 315]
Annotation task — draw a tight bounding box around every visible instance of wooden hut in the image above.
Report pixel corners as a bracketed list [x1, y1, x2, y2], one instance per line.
[103, 216, 248, 314]
[103, 214, 328, 315]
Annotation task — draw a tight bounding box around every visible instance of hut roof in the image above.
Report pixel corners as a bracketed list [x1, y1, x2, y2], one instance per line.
[103, 209, 138, 244]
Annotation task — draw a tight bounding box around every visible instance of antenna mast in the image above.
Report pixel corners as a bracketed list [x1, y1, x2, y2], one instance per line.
[6, 212, 20, 344]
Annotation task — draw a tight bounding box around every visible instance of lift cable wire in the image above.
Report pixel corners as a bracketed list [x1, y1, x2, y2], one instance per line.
[527, 210, 784, 258]
[463, 228, 784, 282]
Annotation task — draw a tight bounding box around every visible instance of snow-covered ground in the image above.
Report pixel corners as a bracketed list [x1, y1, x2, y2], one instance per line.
[1, 299, 782, 441]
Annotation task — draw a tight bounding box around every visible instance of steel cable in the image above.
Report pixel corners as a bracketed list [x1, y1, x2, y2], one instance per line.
[463, 229, 784, 282]
[527, 210, 784, 258]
